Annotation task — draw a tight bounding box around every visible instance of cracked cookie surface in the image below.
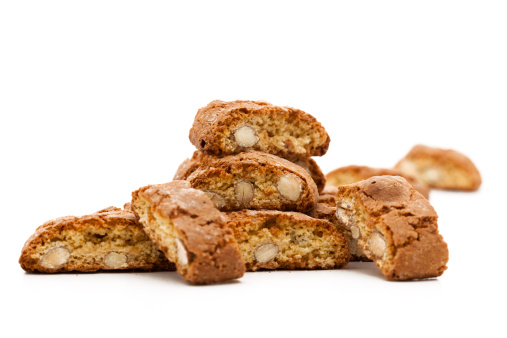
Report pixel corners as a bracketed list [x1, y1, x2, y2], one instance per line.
[326, 165, 430, 199]
[335, 176, 449, 280]
[226, 210, 349, 271]
[186, 151, 319, 213]
[189, 100, 330, 159]
[395, 144, 481, 191]
[131, 180, 245, 285]
[19, 206, 174, 273]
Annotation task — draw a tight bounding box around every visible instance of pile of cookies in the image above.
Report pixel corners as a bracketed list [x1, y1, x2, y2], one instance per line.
[19, 100, 481, 284]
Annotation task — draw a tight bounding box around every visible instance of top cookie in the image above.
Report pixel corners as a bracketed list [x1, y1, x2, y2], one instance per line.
[394, 145, 481, 191]
[326, 165, 430, 199]
[189, 100, 330, 159]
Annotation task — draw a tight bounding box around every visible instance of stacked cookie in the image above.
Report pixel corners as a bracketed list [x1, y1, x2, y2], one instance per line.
[175, 100, 350, 272]
[19, 99, 452, 284]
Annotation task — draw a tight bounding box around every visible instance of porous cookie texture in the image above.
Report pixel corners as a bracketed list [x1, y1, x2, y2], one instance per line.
[225, 210, 350, 271]
[174, 150, 326, 193]
[131, 180, 245, 285]
[186, 151, 319, 213]
[310, 203, 370, 262]
[394, 144, 482, 191]
[19, 207, 174, 273]
[335, 176, 449, 280]
[189, 100, 330, 159]
[326, 165, 430, 199]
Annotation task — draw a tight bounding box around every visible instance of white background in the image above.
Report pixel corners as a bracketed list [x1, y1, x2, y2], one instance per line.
[1, 1, 506, 337]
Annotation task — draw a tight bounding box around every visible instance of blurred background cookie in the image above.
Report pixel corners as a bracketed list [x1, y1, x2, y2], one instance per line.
[395, 144, 482, 191]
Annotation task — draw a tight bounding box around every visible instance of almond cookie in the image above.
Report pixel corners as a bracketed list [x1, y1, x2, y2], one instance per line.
[335, 176, 449, 280]
[226, 210, 350, 271]
[186, 151, 319, 213]
[189, 100, 330, 159]
[19, 206, 174, 273]
[310, 203, 370, 262]
[131, 180, 245, 285]
[395, 144, 481, 191]
[326, 165, 430, 199]
[174, 150, 326, 193]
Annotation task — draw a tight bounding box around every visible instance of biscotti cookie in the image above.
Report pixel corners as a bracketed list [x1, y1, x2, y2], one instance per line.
[131, 181, 245, 285]
[226, 210, 350, 271]
[189, 100, 330, 159]
[186, 151, 319, 213]
[19, 206, 174, 273]
[174, 150, 326, 193]
[395, 144, 481, 191]
[335, 176, 449, 280]
[326, 165, 430, 199]
[310, 203, 370, 262]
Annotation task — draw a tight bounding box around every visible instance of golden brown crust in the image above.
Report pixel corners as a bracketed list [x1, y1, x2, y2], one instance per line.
[19, 207, 174, 273]
[226, 209, 350, 271]
[131, 181, 245, 285]
[174, 151, 326, 193]
[326, 165, 430, 199]
[189, 100, 330, 159]
[336, 176, 449, 280]
[394, 145, 482, 191]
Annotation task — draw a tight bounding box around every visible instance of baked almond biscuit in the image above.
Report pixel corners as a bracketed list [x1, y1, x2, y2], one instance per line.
[131, 181, 245, 285]
[395, 144, 481, 191]
[186, 152, 319, 213]
[335, 176, 449, 280]
[226, 210, 350, 271]
[174, 150, 326, 193]
[19, 207, 174, 273]
[310, 203, 370, 262]
[326, 165, 430, 199]
[189, 100, 330, 159]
